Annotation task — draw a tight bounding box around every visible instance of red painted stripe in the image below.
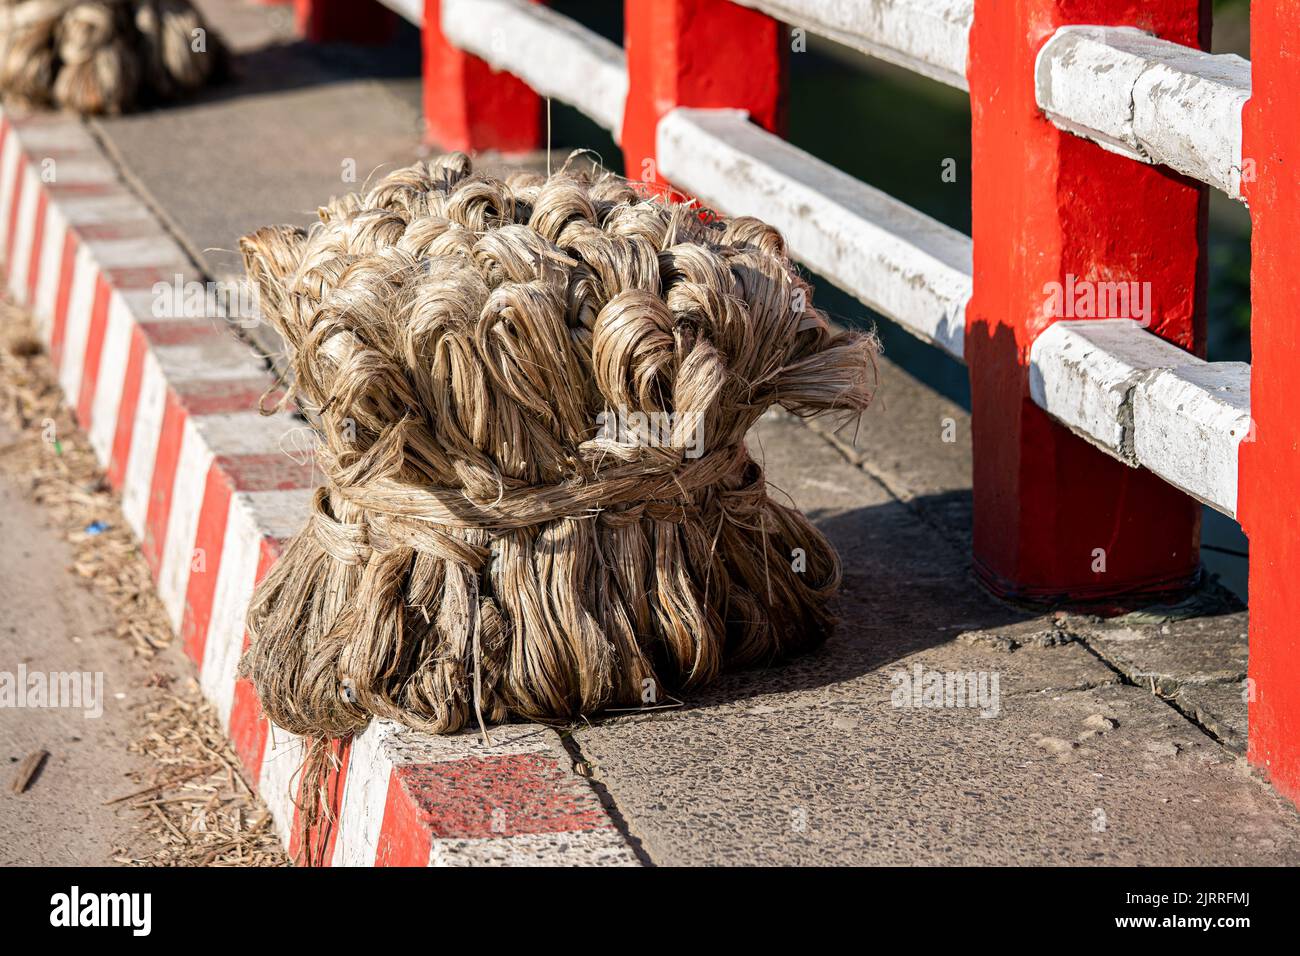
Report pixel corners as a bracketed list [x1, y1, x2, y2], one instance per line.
[4, 153, 25, 281]
[141, 391, 187, 577]
[48, 230, 78, 369]
[47, 182, 122, 199]
[392, 754, 612, 840]
[289, 738, 353, 867]
[74, 275, 112, 425]
[107, 324, 146, 489]
[105, 265, 185, 290]
[25, 189, 46, 305]
[215, 453, 317, 492]
[76, 221, 164, 242]
[227, 537, 281, 781]
[176, 378, 286, 417]
[139, 319, 233, 347]
[180, 462, 233, 665]
[376, 770, 433, 867]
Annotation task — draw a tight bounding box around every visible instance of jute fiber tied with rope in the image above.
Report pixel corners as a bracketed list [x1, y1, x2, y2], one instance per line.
[0, 0, 224, 114]
[239, 154, 878, 750]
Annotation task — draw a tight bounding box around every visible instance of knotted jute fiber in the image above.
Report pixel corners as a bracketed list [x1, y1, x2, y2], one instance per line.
[0, 0, 224, 115]
[239, 154, 878, 747]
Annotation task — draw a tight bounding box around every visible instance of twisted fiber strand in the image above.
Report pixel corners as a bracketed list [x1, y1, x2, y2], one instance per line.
[0, 0, 223, 114]
[240, 154, 878, 743]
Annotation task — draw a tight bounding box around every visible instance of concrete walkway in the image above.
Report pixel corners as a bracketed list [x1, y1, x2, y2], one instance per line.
[66, 0, 1300, 865]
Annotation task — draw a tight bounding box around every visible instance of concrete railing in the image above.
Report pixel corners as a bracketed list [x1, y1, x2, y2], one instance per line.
[298, 0, 1300, 809]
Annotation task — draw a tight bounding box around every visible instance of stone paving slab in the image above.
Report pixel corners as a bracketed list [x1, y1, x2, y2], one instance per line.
[569, 412, 1300, 865]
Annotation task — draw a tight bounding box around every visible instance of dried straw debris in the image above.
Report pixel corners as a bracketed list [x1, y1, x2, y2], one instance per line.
[0, 303, 285, 866]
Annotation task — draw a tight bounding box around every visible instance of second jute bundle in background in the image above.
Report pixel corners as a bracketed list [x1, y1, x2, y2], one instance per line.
[0, 0, 224, 114]
[240, 154, 877, 743]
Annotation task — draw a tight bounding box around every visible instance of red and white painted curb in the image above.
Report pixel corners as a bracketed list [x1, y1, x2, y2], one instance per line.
[0, 106, 638, 867]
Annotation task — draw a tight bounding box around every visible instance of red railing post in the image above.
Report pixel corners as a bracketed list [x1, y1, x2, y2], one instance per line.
[420, 0, 541, 153]
[294, 0, 396, 45]
[1239, 4, 1300, 806]
[965, 0, 1209, 604]
[622, 0, 786, 189]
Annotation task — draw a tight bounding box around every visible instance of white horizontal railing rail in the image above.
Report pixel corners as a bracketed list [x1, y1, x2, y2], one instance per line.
[441, 0, 628, 139]
[1036, 26, 1252, 201]
[730, 0, 972, 91]
[658, 107, 971, 360]
[375, 0, 423, 24]
[418, 3, 1255, 523]
[1030, 320, 1250, 517]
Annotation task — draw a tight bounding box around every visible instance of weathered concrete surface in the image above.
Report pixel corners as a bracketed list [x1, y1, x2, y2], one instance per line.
[569, 411, 1300, 865]
[0, 421, 156, 865]
[64, 0, 1291, 865]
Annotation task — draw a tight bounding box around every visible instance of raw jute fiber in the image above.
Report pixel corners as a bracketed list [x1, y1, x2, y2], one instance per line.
[239, 154, 878, 748]
[0, 0, 224, 115]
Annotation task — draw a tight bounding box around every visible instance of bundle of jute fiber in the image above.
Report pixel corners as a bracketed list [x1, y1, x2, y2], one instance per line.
[0, 0, 224, 114]
[239, 153, 878, 746]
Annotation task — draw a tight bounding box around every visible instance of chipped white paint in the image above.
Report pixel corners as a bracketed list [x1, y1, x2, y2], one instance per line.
[1133, 361, 1250, 517]
[1036, 26, 1251, 201]
[332, 721, 400, 868]
[8, 162, 41, 303]
[658, 107, 970, 360]
[732, 0, 971, 90]
[120, 351, 167, 538]
[55, 241, 99, 400]
[1029, 319, 1246, 516]
[259, 727, 305, 847]
[33, 201, 69, 337]
[442, 0, 628, 139]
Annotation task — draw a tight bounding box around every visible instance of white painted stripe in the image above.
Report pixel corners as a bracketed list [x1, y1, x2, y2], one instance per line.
[236, 487, 317, 542]
[41, 158, 118, 186]
[153, 338, 271, 383]
[55, 242, 99, 400]
[658, 107, 970, 360]
[731, 0, 972, 91]
[157, 418, 215, 629]
[191, 410, 304, 456]
[56, 193, 153, 227]
[259, 725, 305, 847]
[442, 0, 628, 138]
[4, 120, 98, 154]
[382, 721, 552, 765]
[8, 162, 41, 302]
[81, 234, 185, 269]
[332, 721, 399, 868]
[1036, 26, 1251, 201]
[1133, 361, 1250, 517]
[120, 351, 167, 538]
[32, 196, 68, 337]
[0, 126, 22, 262]
[86, 291, 134, 462]
[1029, 319, 1246, 516]
[200, 495, 261, 727]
